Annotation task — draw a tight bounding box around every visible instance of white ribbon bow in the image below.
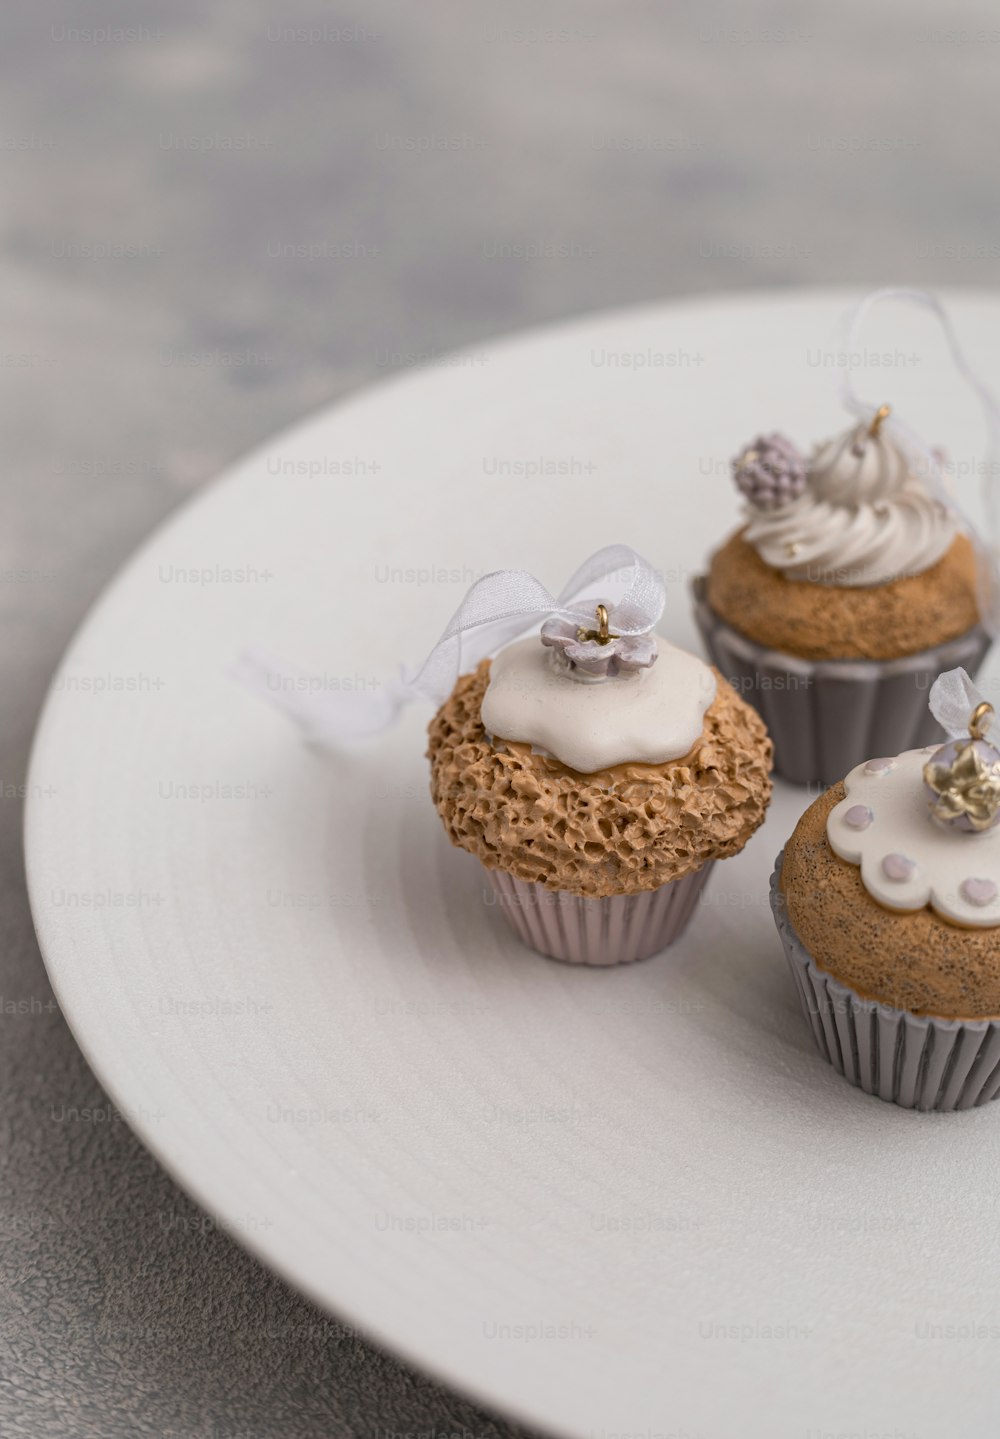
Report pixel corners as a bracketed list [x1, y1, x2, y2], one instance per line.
[236, 543, 666, 746]
[838, 287, 1000, 634]
[928, 667, 993, 740]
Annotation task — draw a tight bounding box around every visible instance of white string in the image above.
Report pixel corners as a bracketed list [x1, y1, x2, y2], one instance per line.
[838, 287, 1000, 633]
[236, 543, 666, 747]
[928, 667, 992, 740]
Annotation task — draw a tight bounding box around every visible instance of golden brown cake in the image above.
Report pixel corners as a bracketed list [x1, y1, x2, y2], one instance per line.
[772, 674, 1000, 1110]
[782, 783, 1000, 1019]
[708, 531, 979, 662]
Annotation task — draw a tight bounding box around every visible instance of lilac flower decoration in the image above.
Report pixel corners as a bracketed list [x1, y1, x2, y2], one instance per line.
[540, 606, 657, 680]
[732, 432, 808, 510]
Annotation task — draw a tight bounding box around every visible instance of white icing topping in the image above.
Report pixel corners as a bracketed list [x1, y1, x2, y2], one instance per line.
[745, 421, 955, 587]
[827, 748, 1000, 928]
[480, 634, 716, 774]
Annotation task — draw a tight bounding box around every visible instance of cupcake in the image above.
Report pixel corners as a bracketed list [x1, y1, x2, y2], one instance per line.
[241, 543, 773, 966]
[771, 668, 1000, 1111]
[693, 409, 991, 786]
[425, 573, 772, 966]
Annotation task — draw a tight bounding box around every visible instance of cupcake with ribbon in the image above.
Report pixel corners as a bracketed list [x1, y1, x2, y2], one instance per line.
[692, 290, 996, 786]
[772, 667, 1000, 1111]
[424, 546, 772, 963]
[243, 545, 773, 965]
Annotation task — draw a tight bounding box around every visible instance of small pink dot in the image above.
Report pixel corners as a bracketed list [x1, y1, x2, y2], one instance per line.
[882, 853, 915, 883]
[844, 804, 873, 830]
[865, 758, 895, 775]
[961, 878, 998, 908]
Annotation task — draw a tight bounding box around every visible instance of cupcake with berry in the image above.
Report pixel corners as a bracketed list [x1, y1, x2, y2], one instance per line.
[772, 667, 1000, 1111]
[692, 407, 991, 786]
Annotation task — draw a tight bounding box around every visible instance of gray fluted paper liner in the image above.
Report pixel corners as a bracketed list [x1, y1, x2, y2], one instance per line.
[485, 862, 713, 965]
[692, 576, 991, 787]
[770, 855, 1000, 1111]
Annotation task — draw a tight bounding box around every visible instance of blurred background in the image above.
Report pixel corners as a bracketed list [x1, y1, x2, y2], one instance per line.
[3, 2, 999, 1434]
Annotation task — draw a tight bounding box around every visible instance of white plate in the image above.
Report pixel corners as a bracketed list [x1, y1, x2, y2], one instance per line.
[26, 289, 1000, 1439]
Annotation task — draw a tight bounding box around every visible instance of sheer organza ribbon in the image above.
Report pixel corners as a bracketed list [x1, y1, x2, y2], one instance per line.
[837, 287, 1000, 634]
[929, 666, 994, 740]
[235, 543, 666, 745]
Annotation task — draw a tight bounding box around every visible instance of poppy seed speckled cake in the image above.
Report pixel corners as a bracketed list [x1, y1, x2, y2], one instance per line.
[771, 668, 1000, 1111]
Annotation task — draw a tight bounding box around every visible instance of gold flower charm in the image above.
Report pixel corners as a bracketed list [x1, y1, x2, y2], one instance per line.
[924, 739, 1000, 832]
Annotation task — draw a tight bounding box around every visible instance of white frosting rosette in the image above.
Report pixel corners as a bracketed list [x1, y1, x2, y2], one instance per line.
[743, 418, 955, 588]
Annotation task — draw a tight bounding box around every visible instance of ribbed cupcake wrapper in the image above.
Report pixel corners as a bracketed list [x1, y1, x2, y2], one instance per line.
[485, 862, 713, 966]
[770, 854, 1000, 1112]
[692, 577, 991, 788]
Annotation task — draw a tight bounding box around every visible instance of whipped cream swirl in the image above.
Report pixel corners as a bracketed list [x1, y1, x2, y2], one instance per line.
[744, 421, 956, 587]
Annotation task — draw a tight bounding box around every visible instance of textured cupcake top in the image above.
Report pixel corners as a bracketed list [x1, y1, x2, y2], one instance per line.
[736, 418, 956, 588]
[827, 748, 1000, 928]
[480, 634, 716, 773]
[428, 661, 772, 898]
[782, 784, 1000, 1018]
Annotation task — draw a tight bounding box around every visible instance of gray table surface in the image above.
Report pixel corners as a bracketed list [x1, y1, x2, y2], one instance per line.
[3, 2, 998, 1435]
